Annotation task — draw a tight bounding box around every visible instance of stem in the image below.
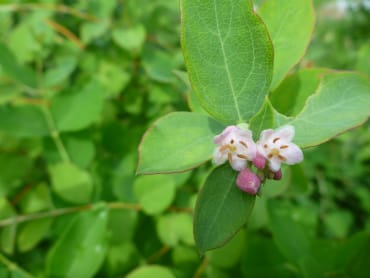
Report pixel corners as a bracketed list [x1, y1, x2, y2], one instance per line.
[0, 253, 35, 278]
[41, 106, 71, 163]
[193, 257, 208, 278]
[0, 202, 141, 228]
[0, 3, 97, 21]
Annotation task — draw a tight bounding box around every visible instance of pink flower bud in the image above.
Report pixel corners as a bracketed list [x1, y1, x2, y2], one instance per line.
[273, 169, 282, 180]
[253, 152, 266, 169]
[236, 169, 261, 195]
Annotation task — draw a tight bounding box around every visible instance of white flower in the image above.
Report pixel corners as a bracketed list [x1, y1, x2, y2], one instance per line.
[257, 125, 303, 172]
[213, 125, 256, 171]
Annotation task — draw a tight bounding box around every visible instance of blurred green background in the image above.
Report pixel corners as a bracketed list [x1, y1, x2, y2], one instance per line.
[0, 0, 369, 277]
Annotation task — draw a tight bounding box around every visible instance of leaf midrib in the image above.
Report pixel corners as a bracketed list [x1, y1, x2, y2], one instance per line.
[213, 0, 242, 122]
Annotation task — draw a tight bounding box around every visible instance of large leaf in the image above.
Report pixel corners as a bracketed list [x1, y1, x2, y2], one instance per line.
[249, 98, 275, 140]
[46, 205, 108, 278]
[194, 164, 255, 254]
[137, 112, 224, 174]
[258, 0, 315, 90]
[181, 0, 273, 124]
[0, 105, 49, 137]
[275, 72, 370, 148]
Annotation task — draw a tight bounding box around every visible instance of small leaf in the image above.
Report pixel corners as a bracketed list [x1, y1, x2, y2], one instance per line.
[126, 265, 175, 278]
[0, 105, 49, 137]
[194, 164, 255, 254]
[134, 175, 176, 215]
[46, 205, 108, 278]
[51, 80, 104, 132]
[112, 25, 146, 55]
[181, 0, 273, 123]
[0, 43, 37, 88]
[156, 213, 194, 246]
[17, 219, 52, 253]
[281, 72, 370, 148]
[48, 162, 93, 204]
[137, 112, 225, 174]
[258, 0, 315, 90]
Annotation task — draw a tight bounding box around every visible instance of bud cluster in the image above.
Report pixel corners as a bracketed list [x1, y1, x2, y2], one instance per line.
[213, 125, 303, 195]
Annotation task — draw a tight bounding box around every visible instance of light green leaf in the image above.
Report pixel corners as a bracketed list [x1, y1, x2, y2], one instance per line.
[280, 72, 370, 148]
[51, 80, 104, 132]
[0, 105, 49, 137]
[258, 0, 315, 90]
[112, 25, 146, 55]
[134, 175, 176, 215]
[181, 0, 273, 123]
[17, 219, 52, 253]
[0, 43, 37, 88]
[270, 68, 329, 116]
[48, 162, 93, 204]
[126, 265, 175, 278]
[46, 205, 108, 278]
[194, 164, 255, 254]
[156, 213, 194, 246]
[43, 56, 77, 88]
[137, 112, 225, 174]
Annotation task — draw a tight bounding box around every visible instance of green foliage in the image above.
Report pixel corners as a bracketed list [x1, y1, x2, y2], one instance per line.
[0, 0, 369, 277]
[181, 0, 273, 124]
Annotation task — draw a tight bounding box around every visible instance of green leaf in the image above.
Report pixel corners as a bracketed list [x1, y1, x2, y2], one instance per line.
[194, 164, 255, 254]
[267, 199, 324, 277]
[0, 43, 37, 88]
[137, 112, 225, 174]
[181, 0, 273, 124]
[112, 25, 146, 55]
[156, 213, 194, 246]
[43, 56, 77, 88]
[0, 105, 49, 137]
[280, 72, 370, 148]
[126, 265, 175, 278]
[270, 68, 329, 116]
[48, 162, 93, 204]
[46, 205, 108, 278]
[134, 174, 176, 215]
[17, 219, 52, 252]
[258, 0, 315, 90]
[50, 80, 104, 132]
[249, 98, 275, 140]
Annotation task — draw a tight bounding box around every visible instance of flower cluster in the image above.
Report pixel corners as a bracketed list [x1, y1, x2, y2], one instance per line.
[213, 124, 303, 195]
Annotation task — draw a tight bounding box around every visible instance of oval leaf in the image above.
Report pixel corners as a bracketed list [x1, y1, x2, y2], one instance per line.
[137, 112, 225, 174]
[281, 72, 370, 148]
[258, 0, 315, 90]
[46, 205, 108, 278]
[194, 164, 255, 254]
[181, 0, 273, 124]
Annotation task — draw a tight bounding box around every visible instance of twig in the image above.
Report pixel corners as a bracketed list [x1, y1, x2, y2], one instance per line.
[0, 202, 142, 228]
[0, 253, 35, 277]
[45, 18, 85, 50]
[146, 245, 171, 263]
[193, 257, 209, 278]
[0, 3, 97, 21]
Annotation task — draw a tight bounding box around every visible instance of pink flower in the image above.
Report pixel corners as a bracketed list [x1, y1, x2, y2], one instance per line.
[236, 168, 261, 195]
[213, 125, 256, 171]
[256, 125, 303, 172]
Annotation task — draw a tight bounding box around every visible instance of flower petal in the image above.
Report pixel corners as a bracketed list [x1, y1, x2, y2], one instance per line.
[213, 125, 238, 144]
[212, 148, 228, 165]
[259, 129, 274, 142]
[230, 158, 247, 171]
[269, 157, 281, 172]
[281, 143, 303, 165]
[275, 125, 295, 142]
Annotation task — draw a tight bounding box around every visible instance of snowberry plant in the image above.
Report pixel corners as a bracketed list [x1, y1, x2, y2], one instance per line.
[138, 0, 370, 254]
